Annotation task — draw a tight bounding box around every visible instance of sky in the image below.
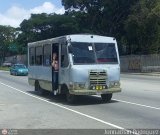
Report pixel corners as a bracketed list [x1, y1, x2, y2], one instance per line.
[0, 0, 65, 28]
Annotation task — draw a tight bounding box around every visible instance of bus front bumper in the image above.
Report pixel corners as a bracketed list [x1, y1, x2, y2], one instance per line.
[69, 87, 121, 95]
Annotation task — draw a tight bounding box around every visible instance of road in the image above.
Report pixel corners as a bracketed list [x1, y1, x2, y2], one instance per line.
[0, 71, 160, 135]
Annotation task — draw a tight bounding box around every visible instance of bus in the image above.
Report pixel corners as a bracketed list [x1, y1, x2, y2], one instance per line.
[28, 34, 121, 103]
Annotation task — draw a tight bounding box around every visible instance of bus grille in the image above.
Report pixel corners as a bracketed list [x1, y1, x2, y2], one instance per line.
[89, 70, 107, 85]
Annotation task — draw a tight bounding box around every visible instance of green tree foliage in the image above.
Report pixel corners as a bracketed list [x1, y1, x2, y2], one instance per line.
[124, 0, 160, 54]
[1, 0, 160, 56]
[62, 0, 139, 54]
[16, 13, 80, 53]
[62, 0, 160, 55]
[0, 25, 17, 60]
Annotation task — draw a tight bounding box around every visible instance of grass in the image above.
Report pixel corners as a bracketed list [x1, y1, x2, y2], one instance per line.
[0, 66, 10, 71]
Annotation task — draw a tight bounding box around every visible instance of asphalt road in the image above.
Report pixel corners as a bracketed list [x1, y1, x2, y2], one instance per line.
[0, 71, 160, 135]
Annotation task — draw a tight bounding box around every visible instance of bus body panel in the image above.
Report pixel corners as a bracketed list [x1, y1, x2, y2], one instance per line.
[28, 66, 52, 91]
[65, 64, 121, 95]
[69, 64, 120, 83]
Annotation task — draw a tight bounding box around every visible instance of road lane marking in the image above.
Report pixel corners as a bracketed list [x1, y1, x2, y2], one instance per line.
[94, 95, 160, 110]
[0, 81, 138, 135]
[113, 99, 160, 110]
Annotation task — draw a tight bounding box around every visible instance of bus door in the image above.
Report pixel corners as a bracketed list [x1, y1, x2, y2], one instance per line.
[52, 43, 59, 91]
[59, 43, 70, 93]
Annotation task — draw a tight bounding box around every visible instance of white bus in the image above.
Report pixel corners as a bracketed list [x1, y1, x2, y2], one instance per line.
[28, 34, 121, 103]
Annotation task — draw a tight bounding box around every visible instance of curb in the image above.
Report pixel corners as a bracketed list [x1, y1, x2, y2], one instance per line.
[121, 72, 160, 77]
[0, 70, 9, 72]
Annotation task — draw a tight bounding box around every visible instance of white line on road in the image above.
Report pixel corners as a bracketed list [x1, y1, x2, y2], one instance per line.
[94, 95, 160, 110]
[113, 99, 160, 110]
[0, 81, 138, 135]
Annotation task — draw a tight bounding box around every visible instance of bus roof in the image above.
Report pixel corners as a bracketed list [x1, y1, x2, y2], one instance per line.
[28, 34, 116, 46]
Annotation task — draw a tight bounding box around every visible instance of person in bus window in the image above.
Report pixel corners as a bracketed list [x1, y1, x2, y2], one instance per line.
[52, 52, 59, 90]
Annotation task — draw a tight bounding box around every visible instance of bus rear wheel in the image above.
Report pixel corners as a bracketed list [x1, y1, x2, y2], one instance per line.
[101, 94, 112, 102]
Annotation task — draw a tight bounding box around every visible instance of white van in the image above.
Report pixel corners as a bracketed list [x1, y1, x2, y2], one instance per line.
[28, 34, 121, 103]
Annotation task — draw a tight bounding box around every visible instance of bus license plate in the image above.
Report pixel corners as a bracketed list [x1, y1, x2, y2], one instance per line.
[96, 86, 103, 90]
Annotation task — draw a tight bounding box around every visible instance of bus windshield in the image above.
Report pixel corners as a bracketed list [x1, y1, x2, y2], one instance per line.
[70, 42, 118, 64]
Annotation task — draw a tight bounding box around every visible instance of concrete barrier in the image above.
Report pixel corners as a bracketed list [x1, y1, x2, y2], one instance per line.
[4, 55, 27, 66]
[120, 54, 160, 72]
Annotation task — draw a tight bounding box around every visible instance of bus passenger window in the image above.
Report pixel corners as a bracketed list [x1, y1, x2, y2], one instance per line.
[35, 46, 43, 65]
[29, 47, 35, 65]
[43, 44, 51, 66]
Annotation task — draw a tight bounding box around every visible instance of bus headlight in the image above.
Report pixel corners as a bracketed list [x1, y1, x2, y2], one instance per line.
[110, 81, 120, 88]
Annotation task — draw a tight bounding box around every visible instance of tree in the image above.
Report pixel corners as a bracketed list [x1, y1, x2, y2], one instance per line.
[0, 25, 17, 61]
[17, 13, 80, 53]
[124, 0, 160, 54]
[62, 0, 139, 55]
[13, 0, 160, 56]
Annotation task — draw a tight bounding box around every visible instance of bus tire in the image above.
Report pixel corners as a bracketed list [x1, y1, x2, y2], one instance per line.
[60, 84, 69, 94]
[35, 81, 46, 95]
[101, 93, 112, 103]
[66, 92, 76, 104]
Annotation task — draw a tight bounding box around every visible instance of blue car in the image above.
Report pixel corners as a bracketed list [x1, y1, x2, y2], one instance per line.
[10, 64, 28, 76]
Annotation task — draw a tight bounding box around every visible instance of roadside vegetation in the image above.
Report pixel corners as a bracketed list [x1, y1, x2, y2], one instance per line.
[0, 0, 160, 61]
[0, 66, 10, 71]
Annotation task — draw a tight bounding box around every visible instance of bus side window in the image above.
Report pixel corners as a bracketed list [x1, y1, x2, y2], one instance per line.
[35, 46, 43, 65]
[29, 47, 35, 65]
[43, 44, 51, 66]
[61, 44, 69, 67]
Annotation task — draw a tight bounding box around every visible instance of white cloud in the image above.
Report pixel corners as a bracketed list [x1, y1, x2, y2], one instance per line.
[0, 2, 65, 28]
[30, 2, 64, 14]
[6, 6, 29, 19]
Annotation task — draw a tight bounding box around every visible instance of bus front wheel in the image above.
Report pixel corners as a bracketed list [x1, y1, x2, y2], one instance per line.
[101, 94, 112, 102]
